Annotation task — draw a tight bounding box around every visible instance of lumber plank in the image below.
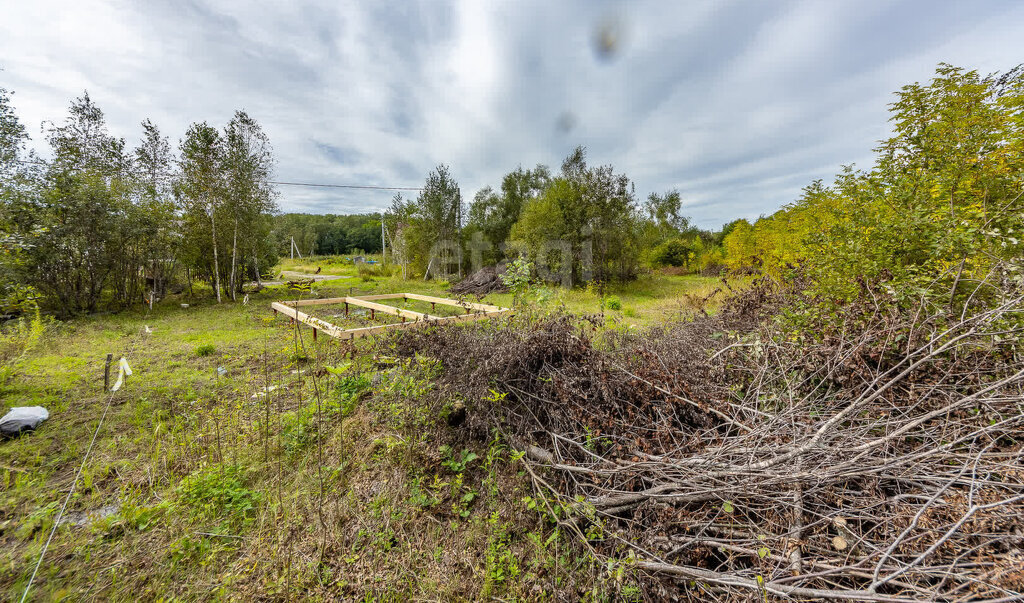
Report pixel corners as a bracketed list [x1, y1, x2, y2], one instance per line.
[285, 293, 406, 307]
[342, 297, 438, 321]
[326, 309, 512, 340]
[271, 302, 345, 337]
[352, 293, 408, 301]
[402, 292, 501, 312]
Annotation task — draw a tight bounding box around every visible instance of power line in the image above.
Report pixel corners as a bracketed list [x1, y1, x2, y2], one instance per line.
[8, 161, 422, 192]
[269, 181, 422, 192]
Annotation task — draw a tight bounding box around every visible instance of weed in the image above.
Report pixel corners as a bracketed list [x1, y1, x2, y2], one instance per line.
[194, 343, 216, 357]
[176, 464, 259, 528]
[331, 373, 372, 418]
[481, 511, 520, 598]
[439, 445, 478, 473]
[407, 476, 439, 509]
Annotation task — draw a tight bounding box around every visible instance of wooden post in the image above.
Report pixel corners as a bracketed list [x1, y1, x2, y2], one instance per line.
[103, 353, 113, 391]
[313, 328, 318, 341]
[370, 309, 375, 320]
[344, 302, 349, 317]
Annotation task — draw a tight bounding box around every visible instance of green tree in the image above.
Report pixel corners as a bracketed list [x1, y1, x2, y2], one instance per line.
[510, 147, 640, 284]
[222, 110, 277, 299]
[723, 64, 1024, 307]
[122, 119, 178, 305]
[467, 164, 550, 264]
[17, 93, 134, 315]
[404, 165, 462, 278]
[0, 87, 35, 312]
[177, 122, 225, 302]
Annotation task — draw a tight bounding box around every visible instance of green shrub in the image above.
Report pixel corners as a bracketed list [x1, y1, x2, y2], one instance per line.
[0, 306, 46, 385]
[356, 262, 398, 279]
[651, 238, 692, 268]
[332, 373, 372, 417]
[605, 296, 622, 311]
[176, 465, 259, 527]
[440, 445, 478, 473]
[195, 343, 216, 357]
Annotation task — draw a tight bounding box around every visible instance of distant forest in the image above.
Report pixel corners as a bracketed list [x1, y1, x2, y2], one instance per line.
[272, 213, 382, 257]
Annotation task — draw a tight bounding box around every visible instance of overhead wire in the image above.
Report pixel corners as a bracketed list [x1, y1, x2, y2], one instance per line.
[9, 159, 422, 192]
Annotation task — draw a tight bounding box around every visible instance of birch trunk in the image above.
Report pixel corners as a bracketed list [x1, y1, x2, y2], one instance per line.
[210, 209, 222, 303]
[229, 217, 238, 302]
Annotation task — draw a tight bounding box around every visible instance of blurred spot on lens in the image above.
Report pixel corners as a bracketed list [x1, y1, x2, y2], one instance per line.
[593, 15, 626, 61]
[556, 111, 577, 133]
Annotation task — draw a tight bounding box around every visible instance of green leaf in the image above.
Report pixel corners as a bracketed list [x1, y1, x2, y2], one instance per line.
[757, 546, 770, 559]
[722, 501, 734, 514]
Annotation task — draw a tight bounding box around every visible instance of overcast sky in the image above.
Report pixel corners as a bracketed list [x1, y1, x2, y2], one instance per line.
[2, 1, 1023, 228]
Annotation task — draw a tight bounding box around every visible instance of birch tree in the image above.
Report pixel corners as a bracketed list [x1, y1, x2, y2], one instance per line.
[222, 110, 276, 300]
[178, 123, 225, 302]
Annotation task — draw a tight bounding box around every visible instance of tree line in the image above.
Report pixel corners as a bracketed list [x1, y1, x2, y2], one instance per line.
[386, 150, 735, 284]
[5, 64, 1014, 316]
[721, 64, 1024, 308]
[272, 213, 382, 258]
[0, 90, 278, 316]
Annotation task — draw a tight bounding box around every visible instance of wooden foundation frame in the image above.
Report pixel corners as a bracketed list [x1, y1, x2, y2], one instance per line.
[271, 293, 511, 341]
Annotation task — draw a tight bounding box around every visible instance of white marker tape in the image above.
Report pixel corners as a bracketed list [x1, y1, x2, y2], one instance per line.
[111, 357, 133, 391]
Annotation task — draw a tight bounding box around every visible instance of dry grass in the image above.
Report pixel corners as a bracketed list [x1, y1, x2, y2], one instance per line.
[388, 275, 1024, 601]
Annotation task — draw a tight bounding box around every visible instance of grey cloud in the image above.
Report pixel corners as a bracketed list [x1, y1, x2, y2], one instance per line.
[2, 0, 1023, 223]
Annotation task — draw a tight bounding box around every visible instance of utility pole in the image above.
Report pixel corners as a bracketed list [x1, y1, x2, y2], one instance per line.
[381, 218, 387, 265]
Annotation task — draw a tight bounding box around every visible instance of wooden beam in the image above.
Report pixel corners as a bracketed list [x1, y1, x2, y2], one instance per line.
[354, 293, 409, 301]
[283, 293, 406, 307]
[320, 309, 512, 340]
[342, 297, 438, 321]
[402, 292, 501, 312]
[270, 302, 345, 337]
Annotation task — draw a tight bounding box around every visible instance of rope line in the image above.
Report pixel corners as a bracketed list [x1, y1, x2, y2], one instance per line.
[20, 310, 153, 602]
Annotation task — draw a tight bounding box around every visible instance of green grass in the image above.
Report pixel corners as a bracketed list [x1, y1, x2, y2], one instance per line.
[276, 253, 385, 278]
[276, 256, 735, 330]
[0, 259, 723, 599]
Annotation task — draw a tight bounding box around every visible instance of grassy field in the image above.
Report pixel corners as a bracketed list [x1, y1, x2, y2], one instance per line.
[277, 255, 731, 328]
[0, 260, 728, 600]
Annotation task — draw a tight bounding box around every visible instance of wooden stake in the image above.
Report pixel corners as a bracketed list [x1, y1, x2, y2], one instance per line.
[103, 353, 113, 391]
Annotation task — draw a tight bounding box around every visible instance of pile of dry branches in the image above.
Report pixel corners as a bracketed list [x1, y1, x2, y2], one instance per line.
[390, 279, 1024, 601]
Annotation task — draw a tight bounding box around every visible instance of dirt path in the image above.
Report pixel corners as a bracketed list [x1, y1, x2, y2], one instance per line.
[256, 270, 355, 286]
